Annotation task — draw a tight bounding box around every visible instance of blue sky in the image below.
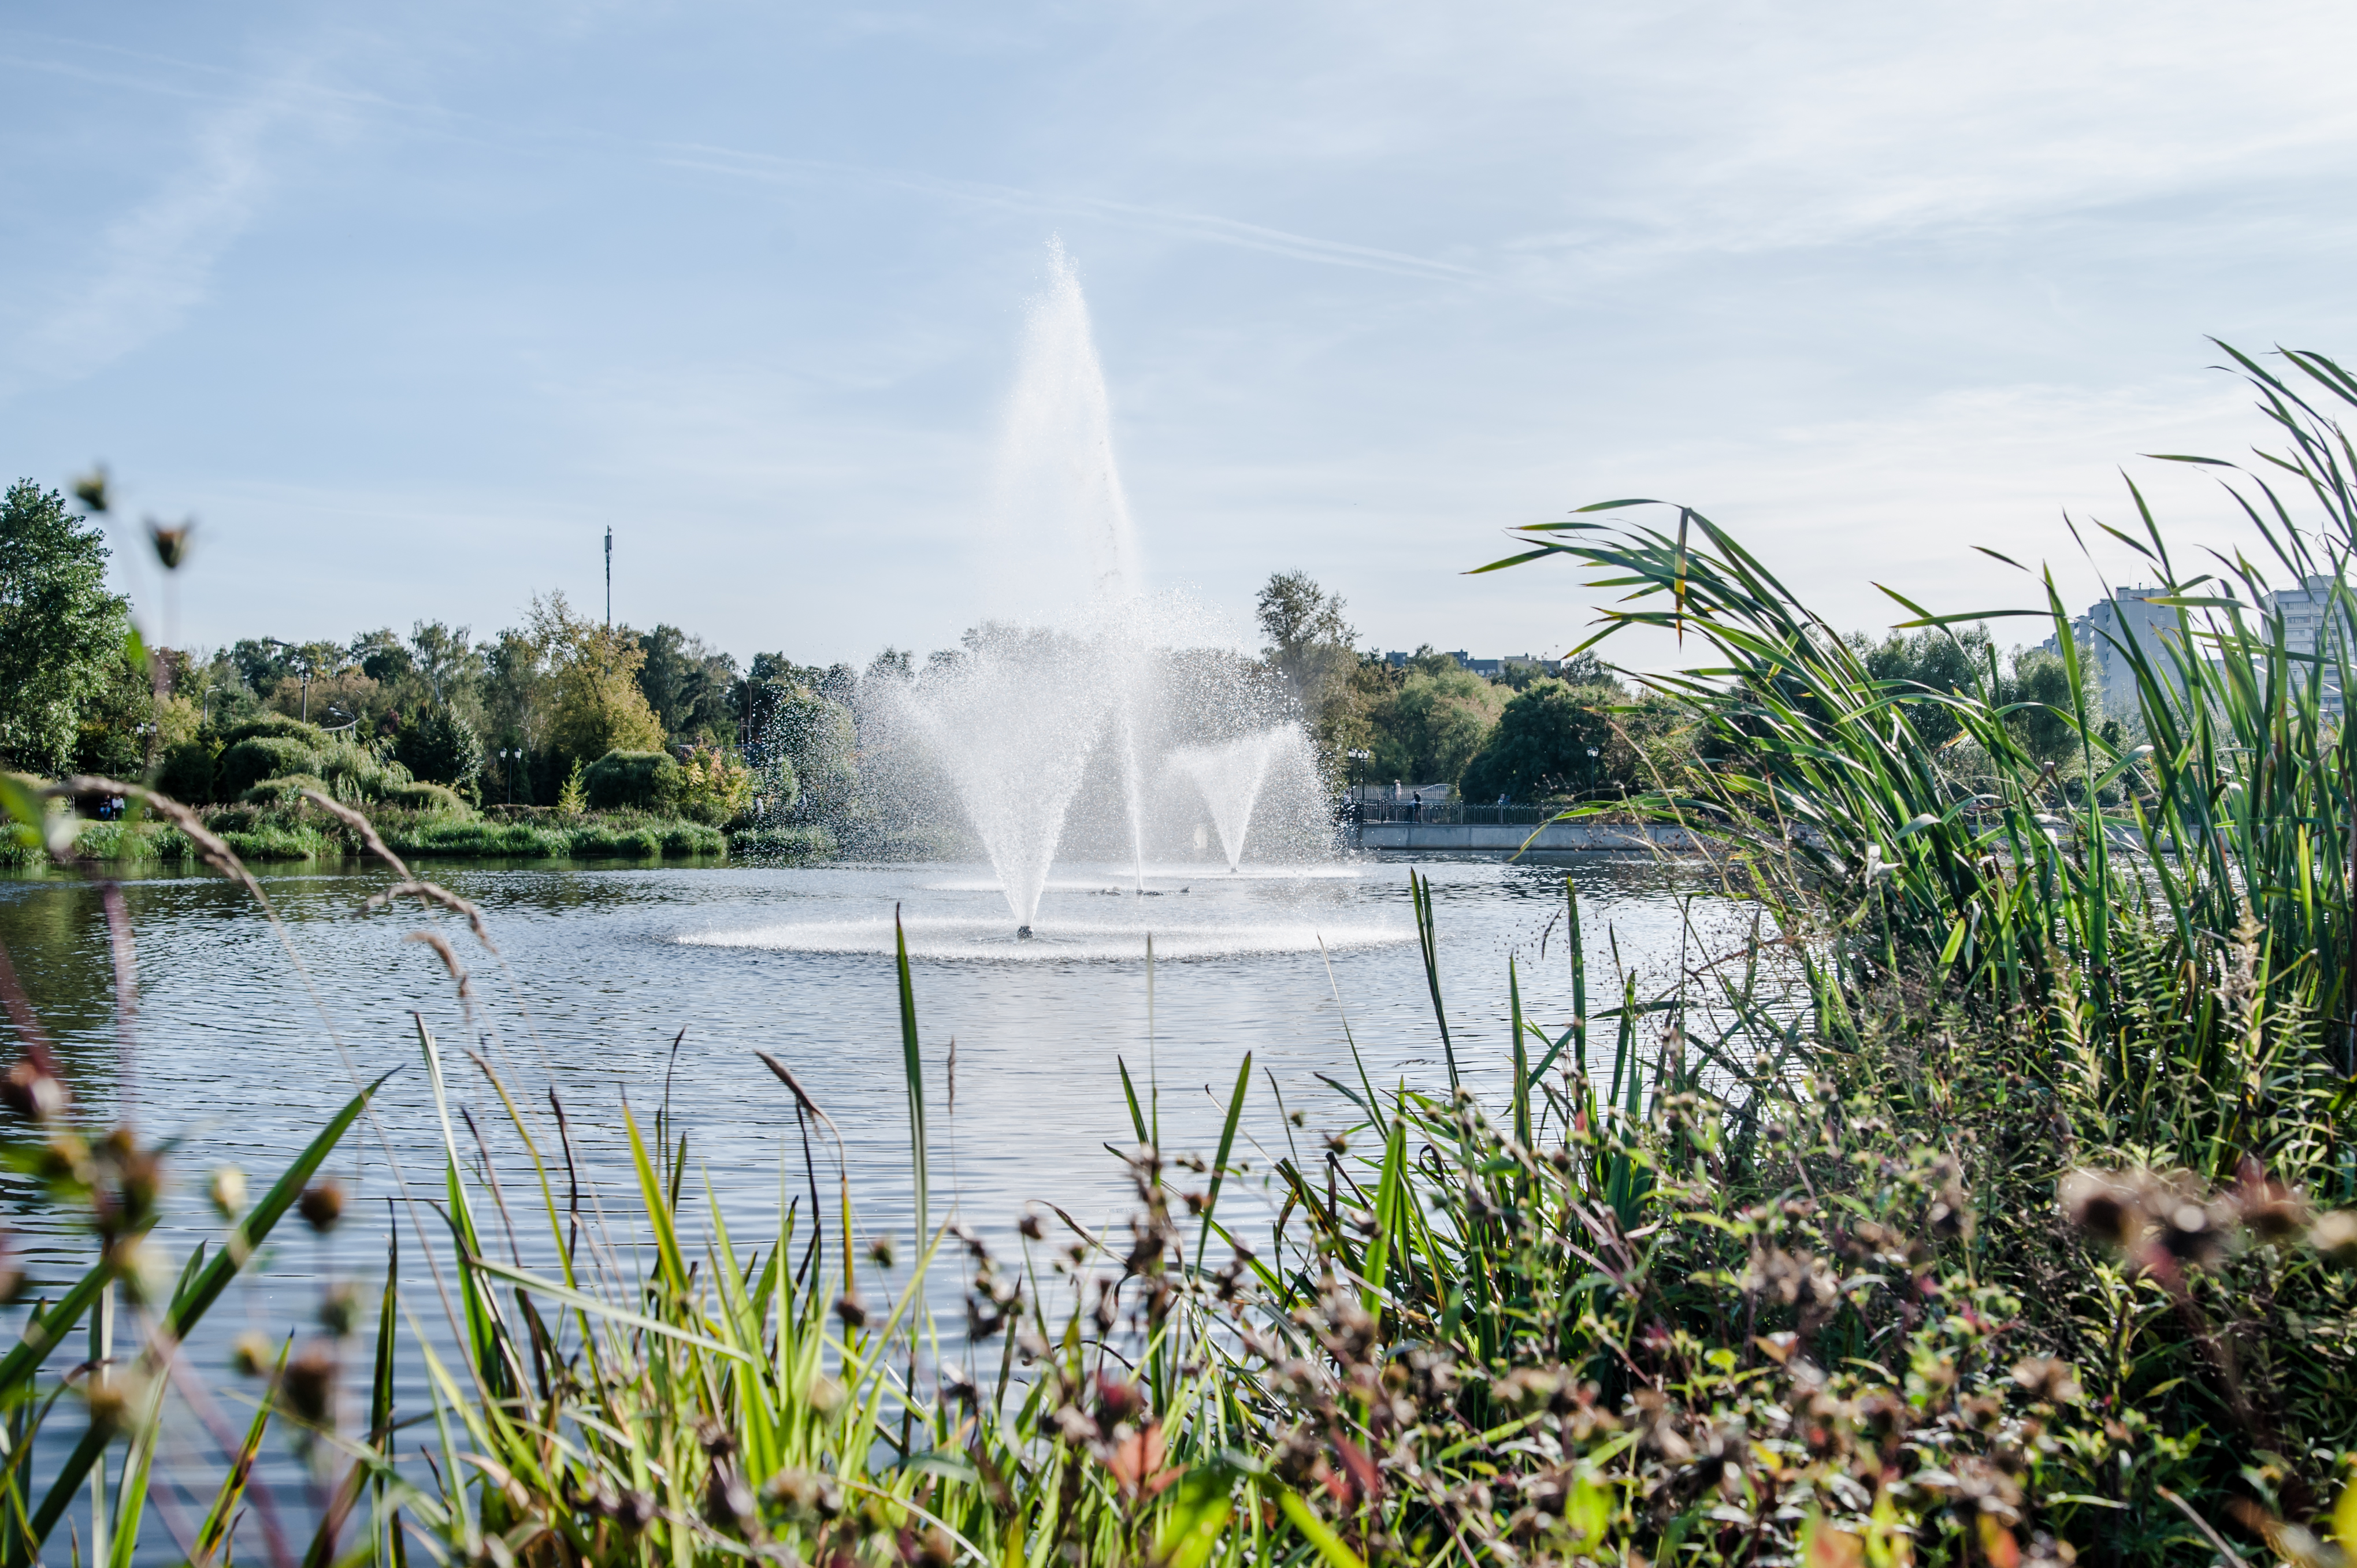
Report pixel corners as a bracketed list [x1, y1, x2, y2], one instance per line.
[6, 3, 2356, 670]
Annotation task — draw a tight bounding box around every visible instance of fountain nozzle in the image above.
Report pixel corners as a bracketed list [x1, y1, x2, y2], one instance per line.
[1016, 925, 1034, 940]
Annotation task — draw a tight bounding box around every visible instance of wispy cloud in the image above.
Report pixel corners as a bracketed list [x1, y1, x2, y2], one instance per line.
[655, 144, 1484, 284]
[18, 62, 313, 381]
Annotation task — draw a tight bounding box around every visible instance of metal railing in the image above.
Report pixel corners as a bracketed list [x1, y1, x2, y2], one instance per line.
[1353, 801, 1581, 826]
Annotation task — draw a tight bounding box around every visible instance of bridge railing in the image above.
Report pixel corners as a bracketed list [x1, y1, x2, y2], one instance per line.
[1353, 801, 1569, 826]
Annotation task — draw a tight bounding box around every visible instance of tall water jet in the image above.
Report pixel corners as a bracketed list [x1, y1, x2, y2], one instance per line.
[992, 241, 1154, 890]
[874, 244, 1339, 920]
[894, 629, 1111, 932]
[1171, 726, 1300, 872]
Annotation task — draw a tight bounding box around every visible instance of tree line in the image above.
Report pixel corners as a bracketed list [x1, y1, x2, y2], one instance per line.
[1260, 570, 2110, 804]
[2, 474, 2102, 824]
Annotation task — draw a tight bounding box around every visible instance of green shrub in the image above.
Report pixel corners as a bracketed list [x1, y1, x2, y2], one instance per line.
[384, 819, 566, 857]
[582, 749, 681, 812]
[218, 713, 329, 748]
[378, 781, 472, 817]
[154, 740, 217, 804]
[236, 770, 332, 806]
[392, 704, 485, 789]
[313, 739, 410, 797]
[217, 822, 328, 859]
[217, 736, 324, 798]
[653, 820, 726, 855]
[728, 822, 834, 859]
[566, 823, 663, 858]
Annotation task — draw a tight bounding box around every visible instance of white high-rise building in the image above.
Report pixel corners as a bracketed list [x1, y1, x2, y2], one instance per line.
[2263, 575, 2345, 716]
[2040, 587, 2187, 713]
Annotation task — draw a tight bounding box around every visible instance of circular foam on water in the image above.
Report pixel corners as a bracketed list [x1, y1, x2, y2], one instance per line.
[920, 864, 1369, 893]
[678, 916, 1410, 963]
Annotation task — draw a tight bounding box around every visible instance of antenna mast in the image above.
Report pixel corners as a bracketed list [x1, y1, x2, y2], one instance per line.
[604, 527, 613, 627]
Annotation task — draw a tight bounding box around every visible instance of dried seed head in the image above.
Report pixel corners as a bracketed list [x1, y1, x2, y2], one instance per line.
[145, 518, 195, 571]
[2310, 1209, 2357, 1266]
[2, 1053, 68, 1124]
[803, 1373, 846, 1416]
[1018, 1210, 1045, 1240]
[318, 1281, 362, 1339]
[83, 1365, 149, 1435]
[281, 1343, 337, 1426]
[867, 1234, 896, 1269]
[834, 1291, 866, 1329]
[107, 1236, 174, 1306]
[298, 1180, 345, 1233]
[208, 1166, 247, 1220]
[230, 1331, 276, 1377]
[2009, 1357, 2083, 1404]
[2058, 1169, 2144, 1250]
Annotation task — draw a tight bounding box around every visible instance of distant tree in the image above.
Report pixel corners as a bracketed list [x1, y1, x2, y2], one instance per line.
[230, 638, 292, 697]
[394, 704, 486, 793]
[529, 593, 666, 768]
[408, 620, 480, 705]
[637, 624, 738, 744]
[766, 686, 856, 819]
[263, 641, 357, 726]
[1257, 570, 1356, 704]
[484, 627, 551, 783]
[1851, 626, 1994, 748]
[865, 647, 914, 683]
[1257, 570, 1360, 761]
[0, 480, 132, 777]
[1460, 678, 1620, 802]
[73, 646, 157, 779]
[352, 628, 413, 683]
[1367, 664, 1505, 786]
[2003, 649, 2086, 764]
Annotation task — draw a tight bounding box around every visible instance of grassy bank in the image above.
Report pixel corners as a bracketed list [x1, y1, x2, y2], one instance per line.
[0, 801, 738, 866]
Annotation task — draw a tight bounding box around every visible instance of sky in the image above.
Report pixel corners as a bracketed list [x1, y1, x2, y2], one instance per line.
[6, 3, 2357, 673]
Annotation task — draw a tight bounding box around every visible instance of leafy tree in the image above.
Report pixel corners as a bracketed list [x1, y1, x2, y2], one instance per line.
[1366, 664, 1505, 786]
[2003, 648, 2085, 764]
[637, 624, 738, 744]
[352, 628, 413, 683]
[72, 646, 161, 779]
[865, 647, 914, 683]
[528, 593, 666, 768]
[229, 637, 292, 697]
[678, 742, 753, 825]
[264, 641, 355, 726]
[1256, 570, 1357, 723]
[765, 686, 855, 819]
[1459, 678, 1620, 802]
[1851, 626, 1995, 748]
[0, 480, 132, 778]
[407, 620, 480, 705]
[394, 704, 486, 793]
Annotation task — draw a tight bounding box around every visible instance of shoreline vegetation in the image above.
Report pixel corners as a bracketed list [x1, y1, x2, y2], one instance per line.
[0, 804, 840, 870]
[0, 343, 2351, 1567]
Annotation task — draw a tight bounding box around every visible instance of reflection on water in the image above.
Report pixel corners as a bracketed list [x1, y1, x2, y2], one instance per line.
[0, 852, 1755, 1554]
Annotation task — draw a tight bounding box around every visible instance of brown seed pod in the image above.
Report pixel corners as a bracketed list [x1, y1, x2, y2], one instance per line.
[298, 1180, 346, 1233]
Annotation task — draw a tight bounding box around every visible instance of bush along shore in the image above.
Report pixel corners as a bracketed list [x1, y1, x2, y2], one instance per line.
[0, 345, 2354, 1567]
[1, 711, 838, 865]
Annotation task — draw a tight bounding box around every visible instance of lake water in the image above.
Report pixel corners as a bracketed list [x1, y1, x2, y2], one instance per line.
[0, 851, 1751, 1554]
